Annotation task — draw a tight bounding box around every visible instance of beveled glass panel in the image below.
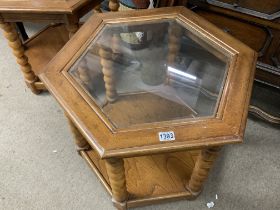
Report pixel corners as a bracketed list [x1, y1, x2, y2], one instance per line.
[69, 19, 229, 129]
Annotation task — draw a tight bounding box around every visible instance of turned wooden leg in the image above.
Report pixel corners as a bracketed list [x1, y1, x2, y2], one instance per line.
[112, 34, 122, 62]
[105, 158, 128, 210]
[186, 147, 221, 196]
[94, 4, 102, 13]
[77, 60, 92, 91]
[167, 24, 182, 64]
[109, 0, 120, 11]
[65, 14, 79, 38]
[66, 23, 79, 38]
[65, 115, 90, 151]
[0, 21, 40, 94]
[78, 66, 91, 89]
[99, 46, 118, 102]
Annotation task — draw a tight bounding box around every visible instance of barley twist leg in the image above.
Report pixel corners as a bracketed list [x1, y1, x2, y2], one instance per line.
[167, 24, 182, 64]
[77, 59, 92, 92]
[99, 47, 118, 102]
[94, 4, 102, 13]
[66, 23, 79, 38]
[65, 115, 90, 151]
[0, 21, 40, 94]
[186, 147, 221, 195]
[112, 34, 122, 61]
[105, 158, 128, 210]
[78, 66, 91, 90]
[109, 0, 120, 11]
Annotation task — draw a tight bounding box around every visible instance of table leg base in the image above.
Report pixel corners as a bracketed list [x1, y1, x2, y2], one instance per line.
[80, 148, 202, 209]
[184, 181, 202, 197]
[25, 81, 47, 94]
[25, 81, 42, 95]
[112, 199, 127, 210]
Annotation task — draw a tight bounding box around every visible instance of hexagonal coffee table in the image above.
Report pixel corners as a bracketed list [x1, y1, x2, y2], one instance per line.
[40, 7, 257, 209]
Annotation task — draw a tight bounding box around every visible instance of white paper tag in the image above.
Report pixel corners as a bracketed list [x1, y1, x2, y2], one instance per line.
[158, 131, 175, 141]
[148, 0, 154, 9]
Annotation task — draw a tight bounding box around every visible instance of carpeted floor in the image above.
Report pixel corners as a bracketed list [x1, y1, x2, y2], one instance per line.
[0, 22, 279, 210]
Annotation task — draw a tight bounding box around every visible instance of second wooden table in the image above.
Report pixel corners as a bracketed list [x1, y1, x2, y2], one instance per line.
[0, 0, 101, 94]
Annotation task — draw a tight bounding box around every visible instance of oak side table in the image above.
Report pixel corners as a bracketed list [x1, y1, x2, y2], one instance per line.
[0, 0, 103, 94]
[40, 7, 257, 209]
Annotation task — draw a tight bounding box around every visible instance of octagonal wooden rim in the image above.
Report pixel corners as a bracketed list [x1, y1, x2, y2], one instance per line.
[40, 7, 257, 158]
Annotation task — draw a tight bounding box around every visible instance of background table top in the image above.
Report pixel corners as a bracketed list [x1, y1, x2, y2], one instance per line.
[0, 0, 92, 13]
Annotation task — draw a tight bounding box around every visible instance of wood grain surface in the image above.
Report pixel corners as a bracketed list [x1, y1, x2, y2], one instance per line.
[0, 0, 93, 13]
[86, 149, 200, 200]
[196, 10, 268, 53]
[103, 93, 195, 128]
[25, 24, 69, 75]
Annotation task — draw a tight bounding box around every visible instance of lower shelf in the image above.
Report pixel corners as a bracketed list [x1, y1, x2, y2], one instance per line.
[80, 149, 200, 208]
[24, 23, 69, 75]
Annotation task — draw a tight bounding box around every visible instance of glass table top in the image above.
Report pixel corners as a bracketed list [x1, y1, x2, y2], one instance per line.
[69, 19, 229, 129]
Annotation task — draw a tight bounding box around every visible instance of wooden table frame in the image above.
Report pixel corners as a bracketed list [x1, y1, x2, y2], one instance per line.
[66, 115, 221, 209]
[40, 7, 257, 209]
[0, 0, 102, 94]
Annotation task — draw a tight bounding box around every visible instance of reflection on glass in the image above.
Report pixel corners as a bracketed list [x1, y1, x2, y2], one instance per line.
[69, 19, 229, 128]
